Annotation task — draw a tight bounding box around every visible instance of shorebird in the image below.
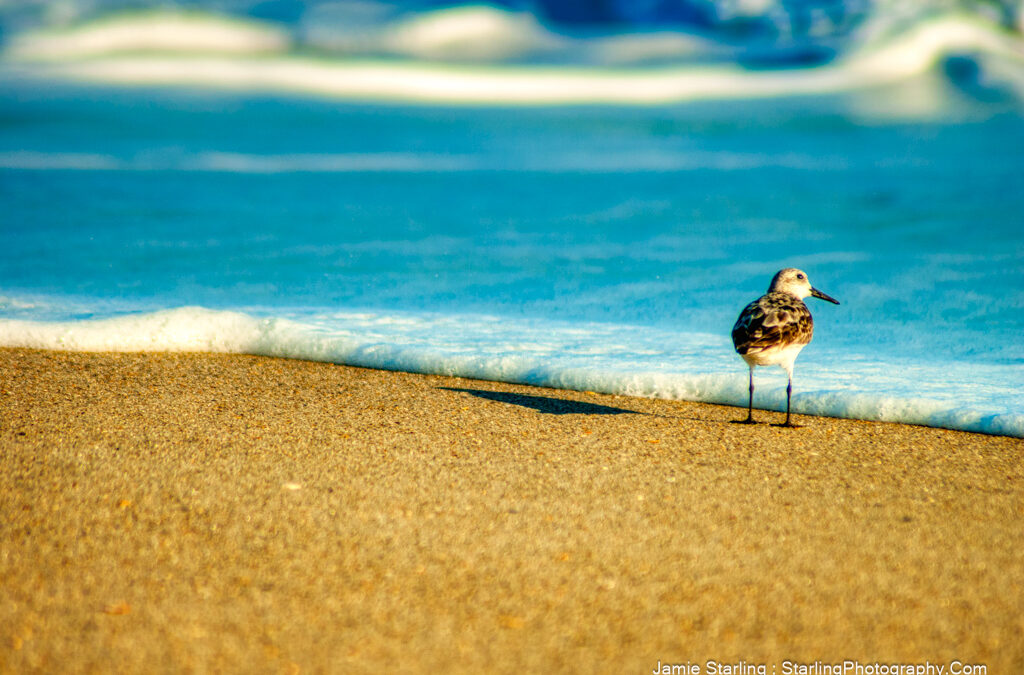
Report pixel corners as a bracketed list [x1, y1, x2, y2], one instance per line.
[732, 268, 839, 427]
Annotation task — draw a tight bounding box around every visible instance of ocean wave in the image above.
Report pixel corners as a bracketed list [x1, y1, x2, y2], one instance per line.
[0, 149, 847, 173]
[301, 4, 721, 66]
[372, 6, 567, 62]
[0, 306, 1019, 438]
[4, 10, 289, 61]
[3, 9, 1021, 106]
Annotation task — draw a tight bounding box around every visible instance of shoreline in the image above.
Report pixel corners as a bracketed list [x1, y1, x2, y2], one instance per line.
[1, 348, 1022, 672]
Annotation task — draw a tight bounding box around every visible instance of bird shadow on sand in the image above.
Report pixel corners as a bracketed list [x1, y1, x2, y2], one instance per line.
[439, 387, 644, 416]
[730, 419, 805, 429]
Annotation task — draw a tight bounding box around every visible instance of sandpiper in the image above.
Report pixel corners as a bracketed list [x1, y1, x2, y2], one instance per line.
[732, 268, 839, 426]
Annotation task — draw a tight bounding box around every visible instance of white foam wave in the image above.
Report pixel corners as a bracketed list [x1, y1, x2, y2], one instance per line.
[381, 6, 566, 62]
[0, 306, 1019, 438]
[299, 4, 567, 62]
[5, 10, 290, 61]
[4, 11, 1021, 105]
[849, 12, 1024, 81]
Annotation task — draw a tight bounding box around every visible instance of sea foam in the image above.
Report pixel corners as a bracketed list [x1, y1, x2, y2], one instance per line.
[1, 306, 1020, 438]
[4, 10, 1022, 106]
[4, 10, 290, 61]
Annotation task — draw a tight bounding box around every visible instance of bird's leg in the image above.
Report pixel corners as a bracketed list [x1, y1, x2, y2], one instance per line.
[749, 369, 756, 422]
[784, 377, 792, 426]
[734, 367, 757, 424]
[774, 373, 801, 428]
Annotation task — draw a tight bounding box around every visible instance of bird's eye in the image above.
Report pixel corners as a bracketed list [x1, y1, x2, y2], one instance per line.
[796, 274, 804, 280]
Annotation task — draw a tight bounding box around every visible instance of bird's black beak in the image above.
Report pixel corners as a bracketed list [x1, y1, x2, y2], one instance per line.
[810, 287, 840, 305]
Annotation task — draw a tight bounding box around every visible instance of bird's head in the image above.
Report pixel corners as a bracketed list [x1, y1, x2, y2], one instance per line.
[769, 268, 840, 304]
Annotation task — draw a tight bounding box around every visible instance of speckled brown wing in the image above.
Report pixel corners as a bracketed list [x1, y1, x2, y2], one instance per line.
[732, 292, 814, 355]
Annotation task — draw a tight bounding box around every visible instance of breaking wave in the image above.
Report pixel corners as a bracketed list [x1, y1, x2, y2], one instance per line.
[3, 8, 1022, 106]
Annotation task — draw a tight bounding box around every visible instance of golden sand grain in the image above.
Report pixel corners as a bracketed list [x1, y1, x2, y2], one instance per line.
[1, 348, 1021, 673]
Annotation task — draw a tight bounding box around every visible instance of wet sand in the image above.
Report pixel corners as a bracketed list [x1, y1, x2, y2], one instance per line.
[1, 348, 1021, 673]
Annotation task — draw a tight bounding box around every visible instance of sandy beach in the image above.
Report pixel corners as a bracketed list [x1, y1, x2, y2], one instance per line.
[1, 347, 1021, 673]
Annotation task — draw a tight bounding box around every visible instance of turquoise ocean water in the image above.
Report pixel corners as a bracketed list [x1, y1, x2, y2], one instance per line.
[1, 6, 1022, 435]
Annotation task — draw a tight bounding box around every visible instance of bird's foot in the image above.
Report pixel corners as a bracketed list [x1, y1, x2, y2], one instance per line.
[731, 418, 759, 425]
[772, 420, 803, 429]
